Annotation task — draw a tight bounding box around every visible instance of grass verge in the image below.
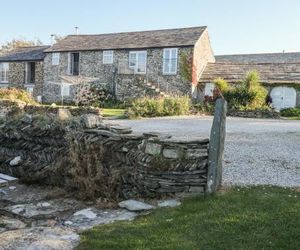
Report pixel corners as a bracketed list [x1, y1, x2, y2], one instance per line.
[102, 108, 126, 118]
[76, 186, 300, 250]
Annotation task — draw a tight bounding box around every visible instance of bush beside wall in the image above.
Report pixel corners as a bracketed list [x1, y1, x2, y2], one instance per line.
[280, 108, 300, 117]
[128, 96, 191, 118]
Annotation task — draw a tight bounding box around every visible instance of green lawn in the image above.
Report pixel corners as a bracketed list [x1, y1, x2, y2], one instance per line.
[77, 186, 300, 250]
[101, 108, 126, 118]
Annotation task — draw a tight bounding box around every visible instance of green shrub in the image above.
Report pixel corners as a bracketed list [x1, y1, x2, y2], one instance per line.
[280, 108, 300, 117]
[192, 102, 215, 114]
[223, 85, 257, 109]
[215, 71, 268, 110]
[0, 88, 37, 104]
[213, 78, 229, 93]
[128, 96, 190, 118]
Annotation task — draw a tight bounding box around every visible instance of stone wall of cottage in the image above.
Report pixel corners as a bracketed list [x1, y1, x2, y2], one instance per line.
[43, 47, 194, 102]
[7, 61, 44, 98]
[193, 29, 215, 83]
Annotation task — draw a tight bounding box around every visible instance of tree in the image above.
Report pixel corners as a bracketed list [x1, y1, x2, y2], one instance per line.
[0, 38, 43, 54]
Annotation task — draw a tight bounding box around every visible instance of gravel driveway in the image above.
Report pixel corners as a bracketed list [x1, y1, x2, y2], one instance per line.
[108, 116, 300, 187]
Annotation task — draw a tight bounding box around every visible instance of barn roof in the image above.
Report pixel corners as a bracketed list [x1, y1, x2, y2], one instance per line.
[199, 62, 300, 84]
[216, 52, 300, 64]
[45, 26, 207, 52]
[0, 46, 50, 62]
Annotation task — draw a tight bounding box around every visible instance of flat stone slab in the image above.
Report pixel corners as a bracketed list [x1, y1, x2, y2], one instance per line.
[64, 207, 137, 232]
[0, 173, 18, 183]
[2, 198, 84, 220]
[0, 184, 66, 204]
[0, 179, 7, 188]
[119, 199, 155, 211]
[0, 227, 80, 250]
[0, 216, 26, 233]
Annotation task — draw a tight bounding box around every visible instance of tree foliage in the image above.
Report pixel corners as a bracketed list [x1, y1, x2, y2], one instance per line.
[0, 38, 43, 54]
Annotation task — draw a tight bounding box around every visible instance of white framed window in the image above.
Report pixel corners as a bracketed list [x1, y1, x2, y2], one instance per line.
[129, 51, 147, 74]
[103, 50, 114, 64]
[163, 48, 178, 75]
[52, 53, 60, 65]
[204, 83, 215, 97]
[0, 63, 9, 83]
[61, 84, 70, 97]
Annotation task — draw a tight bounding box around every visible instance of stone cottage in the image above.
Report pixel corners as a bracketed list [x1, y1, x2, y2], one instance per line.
[42, 26, 215, 103]
[0, 46, 50, 100]
[199, 52, 300, 110]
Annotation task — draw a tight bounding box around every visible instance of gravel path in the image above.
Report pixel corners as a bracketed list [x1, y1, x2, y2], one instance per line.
[108, 116, 300, 187]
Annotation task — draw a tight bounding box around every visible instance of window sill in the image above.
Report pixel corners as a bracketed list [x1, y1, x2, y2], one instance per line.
[162, 73, 177, 76]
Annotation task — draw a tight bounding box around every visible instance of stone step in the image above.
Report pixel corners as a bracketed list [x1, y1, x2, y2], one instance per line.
[0, 178, 8, 187]
[0, 173, 18, 187]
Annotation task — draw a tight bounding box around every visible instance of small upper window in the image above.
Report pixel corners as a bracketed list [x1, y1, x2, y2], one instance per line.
[52, 53, 60, 65]
[103, 50, 114, 64]
[163, 48, 178, 75]
[0, 63, 9, 83]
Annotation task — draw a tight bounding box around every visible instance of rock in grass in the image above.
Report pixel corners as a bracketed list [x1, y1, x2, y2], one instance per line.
[118, 199, 155, 211]
[158, 199, 181, 208]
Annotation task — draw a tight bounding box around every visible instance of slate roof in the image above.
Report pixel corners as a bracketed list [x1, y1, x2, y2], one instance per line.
[0, 46, 50, 62]
[216, 52, 300, 64]
[199, 62, 300, 84]
[45, 26, 207, 52]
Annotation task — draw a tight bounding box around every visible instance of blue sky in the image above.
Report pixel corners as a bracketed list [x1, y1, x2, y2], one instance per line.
[1, 0, 299, 55]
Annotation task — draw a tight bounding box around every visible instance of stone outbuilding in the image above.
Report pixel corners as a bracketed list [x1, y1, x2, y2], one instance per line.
[199, 52, 300, 110]
[0, 46, 50, 100]
[42, 26, 215, 103]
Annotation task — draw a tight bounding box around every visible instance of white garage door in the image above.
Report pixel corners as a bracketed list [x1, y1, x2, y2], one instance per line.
[270, 86, 296, 110]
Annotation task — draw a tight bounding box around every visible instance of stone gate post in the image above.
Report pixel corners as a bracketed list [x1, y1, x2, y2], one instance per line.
[206, 98, 227, 194]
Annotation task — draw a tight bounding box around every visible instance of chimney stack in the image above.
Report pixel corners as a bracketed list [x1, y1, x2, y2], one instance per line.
[50, 34, 55, 45]
[75, 26, 79, 35]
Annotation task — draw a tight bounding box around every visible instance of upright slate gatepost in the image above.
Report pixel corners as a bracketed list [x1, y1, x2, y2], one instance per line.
[206, 98, 227, 194]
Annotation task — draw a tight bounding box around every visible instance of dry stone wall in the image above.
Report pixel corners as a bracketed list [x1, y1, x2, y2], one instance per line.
[0, 111, 209, 201]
